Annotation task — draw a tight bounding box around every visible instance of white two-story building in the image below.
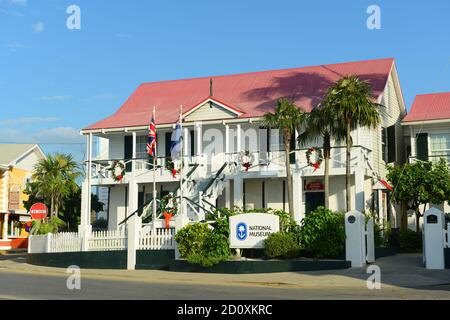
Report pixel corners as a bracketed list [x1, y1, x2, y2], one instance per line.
[402, 92, 450, 227]
[79, 58, 406, 232]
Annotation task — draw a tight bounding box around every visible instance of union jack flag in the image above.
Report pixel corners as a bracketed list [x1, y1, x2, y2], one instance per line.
[146, 116, 157, 157]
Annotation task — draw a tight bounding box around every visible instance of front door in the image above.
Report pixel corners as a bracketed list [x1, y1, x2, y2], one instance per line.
[305, 192, 325, 214]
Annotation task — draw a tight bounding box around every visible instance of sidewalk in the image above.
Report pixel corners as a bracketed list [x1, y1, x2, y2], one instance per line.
[1, 253, 450, 292]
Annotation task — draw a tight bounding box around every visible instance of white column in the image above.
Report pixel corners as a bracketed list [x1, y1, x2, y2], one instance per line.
[225, 124, 230, 154]
[132, 131, 137, 172]
[236, 124, 242, 152]
[196, 122, 202, 155]
[355, 169, 365, 212]
[128, 179, 139, 215]
[127, 214, 141, 270]
[233, 175, 243, 209]
[2, 213, 9, 239]
[79, 133, 93, 248]
[292, 171, 303, 223]
[184, 127, 189, 158]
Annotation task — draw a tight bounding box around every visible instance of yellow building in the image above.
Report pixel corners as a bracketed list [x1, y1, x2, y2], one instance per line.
[0, 144, 46, 250]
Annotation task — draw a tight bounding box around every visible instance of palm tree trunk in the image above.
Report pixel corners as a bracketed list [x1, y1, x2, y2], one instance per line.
[323, 133, 331, 209]
[346, 119, 352, 212]
[284, 130, 294, 219]
[51, 196, 55, 218]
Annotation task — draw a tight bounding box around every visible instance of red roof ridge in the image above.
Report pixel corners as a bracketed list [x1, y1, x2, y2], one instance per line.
[137, 57, 395, 87]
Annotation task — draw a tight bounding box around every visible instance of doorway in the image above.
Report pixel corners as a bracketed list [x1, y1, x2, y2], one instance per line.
[305, 192, 325, 214]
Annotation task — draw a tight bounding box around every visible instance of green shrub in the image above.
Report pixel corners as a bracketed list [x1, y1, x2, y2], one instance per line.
[264, 232, 301, 259]
[399, 229, 422, 252]
[31, 216, 67, 235]
[298, 207, 345, 259]
[175, 222, 231, 267]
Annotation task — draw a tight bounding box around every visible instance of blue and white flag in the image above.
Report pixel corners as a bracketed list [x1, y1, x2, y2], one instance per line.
[170, 123, 182, 160]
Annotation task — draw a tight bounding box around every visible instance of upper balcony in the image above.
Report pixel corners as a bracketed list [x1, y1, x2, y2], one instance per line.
[87, 145, 373, 185]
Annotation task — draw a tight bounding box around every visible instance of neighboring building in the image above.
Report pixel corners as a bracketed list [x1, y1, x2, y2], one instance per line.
[79, 58, 406, 232]
[0, 144, 46, 250]
[402, 92, 450, 228]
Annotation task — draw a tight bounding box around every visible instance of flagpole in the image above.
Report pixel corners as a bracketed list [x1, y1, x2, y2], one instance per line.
[152, 106, 157, 231]
[179, 105, 184, 217]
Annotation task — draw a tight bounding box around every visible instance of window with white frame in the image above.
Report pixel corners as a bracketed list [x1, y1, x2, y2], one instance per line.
[136, 135, 149, 170]
[430, 133, 450, 162]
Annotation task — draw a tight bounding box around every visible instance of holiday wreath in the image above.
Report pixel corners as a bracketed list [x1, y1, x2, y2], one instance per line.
[110, 160, 126, 182]
[165, 158, 179, 179]
[306, 147, 323, 172]
[160, 193, 178, 229]
[238, 150, 255, 172]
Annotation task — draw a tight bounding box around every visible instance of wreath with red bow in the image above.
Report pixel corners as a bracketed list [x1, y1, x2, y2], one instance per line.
[160, 193, 178, 229]
[165, 159, 179, 179]
[110, 160, 126, 182]
[306, 147, 323, 172]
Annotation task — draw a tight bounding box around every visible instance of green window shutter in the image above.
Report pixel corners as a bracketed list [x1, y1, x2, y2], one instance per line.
[416, 133, 429, 161]
[124, 136, 133, 172]
[290, 131, 296, 164]
[381, 127, 387, 162]
[165, 132, 172, 157]
[387, 125, 396, 163]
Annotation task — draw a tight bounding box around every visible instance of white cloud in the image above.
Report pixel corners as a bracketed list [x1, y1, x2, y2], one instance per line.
[32, 21, 44, 33]
[8, 0, 26, 6]
[33, 127, 83, 143]
[91, 93, 117, 100]
[41, 95, 74, 101]
[7, 41, 31, 51]
[0, 8, 8, 14]
[0, 126, 83, 144]
[0, 117, 59, 126]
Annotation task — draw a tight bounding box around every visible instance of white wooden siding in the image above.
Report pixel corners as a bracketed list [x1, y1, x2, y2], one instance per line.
[184, 102, 237, 122]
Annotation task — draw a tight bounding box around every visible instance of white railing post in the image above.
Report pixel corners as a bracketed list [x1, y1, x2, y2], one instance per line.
[45, 233, 52, 253]
[127, 214, 141, 270]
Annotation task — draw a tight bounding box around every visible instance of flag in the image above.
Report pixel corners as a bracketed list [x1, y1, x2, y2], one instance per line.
[170, 123, 182, 160]
[146, 116, 157, 157]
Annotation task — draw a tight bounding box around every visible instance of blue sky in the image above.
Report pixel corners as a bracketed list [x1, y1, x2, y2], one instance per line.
[1, 0, 449, 162]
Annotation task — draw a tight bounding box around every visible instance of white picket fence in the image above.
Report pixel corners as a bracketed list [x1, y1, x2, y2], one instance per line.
[29, 227, 176, 253]
[49, 232, 82, 252]
[89, 230, 127, 251]
[139, 228, 176, 250]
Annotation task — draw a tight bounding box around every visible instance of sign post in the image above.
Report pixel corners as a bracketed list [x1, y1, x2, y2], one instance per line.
[229, 213, 279, 249]
[29, 203, 48, 220]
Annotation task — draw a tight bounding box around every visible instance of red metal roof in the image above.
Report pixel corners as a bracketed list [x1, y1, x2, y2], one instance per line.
[85, 58, 394, 130]
[403, 92, 450, 123]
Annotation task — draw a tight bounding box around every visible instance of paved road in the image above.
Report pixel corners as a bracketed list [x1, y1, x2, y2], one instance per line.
[1, 253, 450, 299]
[0, 268, 449, 300]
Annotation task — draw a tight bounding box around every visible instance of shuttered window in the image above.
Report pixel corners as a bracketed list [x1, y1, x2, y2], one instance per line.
[124, 136, 133, 172]
[387, 125, 396, 163]
[416, 133, 429, 161]
[381, 127, 387, 162]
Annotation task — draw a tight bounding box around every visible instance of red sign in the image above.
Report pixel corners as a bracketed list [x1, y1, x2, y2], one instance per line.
[306, 182, 324, 191]
[29, 203, 48, 220]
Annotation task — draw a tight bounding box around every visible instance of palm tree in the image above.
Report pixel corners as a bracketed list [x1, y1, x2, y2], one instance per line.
[32, 153, 81, 217]
[263, 98, 306, 219]
[321, 75, 381, 211]
[298, 106, 346, 209]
